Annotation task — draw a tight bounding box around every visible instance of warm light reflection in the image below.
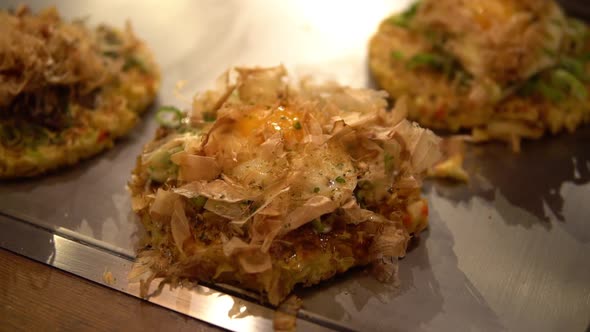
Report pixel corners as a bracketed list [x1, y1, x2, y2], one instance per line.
[191, 291, 267, 331]
[234, 105, 304, 145]
[291, 0, 410, 55]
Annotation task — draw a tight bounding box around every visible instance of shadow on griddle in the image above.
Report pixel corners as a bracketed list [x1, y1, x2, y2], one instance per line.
[295, 206, 504, 331]
[427, 126, 590, 242]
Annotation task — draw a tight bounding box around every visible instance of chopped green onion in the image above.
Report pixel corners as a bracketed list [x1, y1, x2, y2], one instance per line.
[518, 78, 538, 97]
[311, 219, 326, 233]
[293, 121, 302, 130]
[26, 148, 44, 161]
[102, 50, 119, 58]
[391, 50, 404, 60]
[550, 17, 564, 27]
[123, 56, 148, 73]
[156, 106, 183, 128]
[389, 2, 420, 28]
[559, 56, 587, 81]
[406, 51, 457, 77]
[536, 81, 565, 103]
[384, 153, 394, 174]
[406, 52, 449, 71]
[542, 47, 557, 58]
[313, 187, 320, 193]
[19, 124, 48, 148]
[102, 29, 122, 45]
[335, 176, 346, 184]
[202, 111, 216, 122]
[147, 148, 179, 182]
[248, 201, 260, 213]
[551, 69, 587, 101]
[168, 145, 184, 156]
[568, 18, 588, 37]
[190, 196, 208, 210]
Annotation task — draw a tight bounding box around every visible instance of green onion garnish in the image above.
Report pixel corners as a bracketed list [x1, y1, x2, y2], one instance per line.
[123, 56, 148, 73]
[384, 153, 394, 174]
[335, 176, 346, 184]
[311, 219, 325, 233]
[190, 196, 208, 210]
[551, 69, 587, 101]
[389, 2, 420, 28]
[406, 53, 449, 70]
[391, 50, 404, 60]
[156, 106, 183, 128]
[102, 50, 119, 58]
[536, 81, 565, 103]
[559, 56, 588, 81]
[203, 111, 217, 122]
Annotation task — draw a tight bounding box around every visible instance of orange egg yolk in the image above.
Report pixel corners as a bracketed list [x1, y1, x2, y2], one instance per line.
[235, 106, 304, 143]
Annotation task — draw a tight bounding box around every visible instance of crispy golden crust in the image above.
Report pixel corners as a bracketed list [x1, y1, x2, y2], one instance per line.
[131, 200, 396, 305]
[0, 28, 159, 179]
[368, 16, 590, 149]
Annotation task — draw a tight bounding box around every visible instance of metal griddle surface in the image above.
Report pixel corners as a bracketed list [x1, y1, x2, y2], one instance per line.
[1, 1, 589, 331]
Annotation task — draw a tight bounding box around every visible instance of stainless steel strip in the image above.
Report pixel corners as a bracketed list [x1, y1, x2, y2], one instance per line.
[0, 214, 337, 332]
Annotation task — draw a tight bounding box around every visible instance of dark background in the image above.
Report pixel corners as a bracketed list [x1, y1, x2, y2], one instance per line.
[559, 0, 590, 20]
